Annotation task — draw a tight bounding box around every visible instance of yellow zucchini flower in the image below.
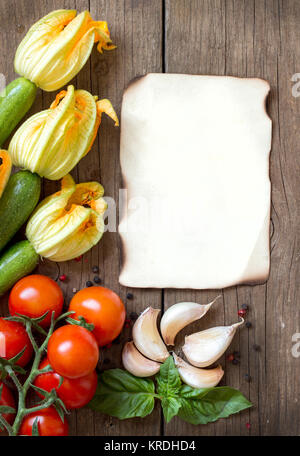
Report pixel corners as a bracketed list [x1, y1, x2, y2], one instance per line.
[8, 85, 118, 180]
[15, 9, 116, 91]
[26, 174, 107, 261]
[0, 150, 12, 198]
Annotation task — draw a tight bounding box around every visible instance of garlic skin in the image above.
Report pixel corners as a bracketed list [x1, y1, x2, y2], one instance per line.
[122, 341, 161, 377]
[182, 319, 244, 367]
[160, 296, 220, 346]
[132, 307, 169, 362]
[173, 353, 224, 389]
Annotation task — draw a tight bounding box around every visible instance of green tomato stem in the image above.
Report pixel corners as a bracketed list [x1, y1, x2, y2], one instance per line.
[25, 321, 38, 353]
[0, 413, 13, 436]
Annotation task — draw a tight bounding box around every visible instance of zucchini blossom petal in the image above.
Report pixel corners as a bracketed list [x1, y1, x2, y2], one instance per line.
[26, 174, 107, 261]
[0, 150, 12, 198]
[8, 85, 118, 180]
[15, 9, 116, 91]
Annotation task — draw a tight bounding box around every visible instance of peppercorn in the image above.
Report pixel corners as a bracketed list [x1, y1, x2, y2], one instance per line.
[253, 344, 261, 351]
[244, 373, 251, 382]
[233, 351, 240, 358]
[238, 309, 247, 317]
[129, 312, 138, 320]
[94, 275, 101, 284]
[92, 266, 99, 273]
[232, 358, 239, 365]
[241, 304, 248, 310]
[113, 336, 121, 345]
[103, 358, 110, 365]
[246, 321, 252, 328]
[59, 274, 67, 282]
[86, 280, 93, 287]
[126, 292, 134, 300]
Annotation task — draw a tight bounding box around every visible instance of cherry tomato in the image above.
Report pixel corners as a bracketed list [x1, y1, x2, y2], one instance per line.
[19, 407, 68, 436]
[0, 382, 15, 430]
[33, 357, 98, 409]
[0, 318, 32, 367]
[9, 275, 63, 328]
[47, 325, 99, 379]
[69, 286, 126, 346]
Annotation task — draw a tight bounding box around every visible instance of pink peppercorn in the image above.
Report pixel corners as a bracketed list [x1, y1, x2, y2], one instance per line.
[238, 309, 247, 317]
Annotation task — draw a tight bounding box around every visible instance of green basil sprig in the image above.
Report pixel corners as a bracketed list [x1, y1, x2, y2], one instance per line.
[89, 356, 252, 424]
[89, 368, 158, 419]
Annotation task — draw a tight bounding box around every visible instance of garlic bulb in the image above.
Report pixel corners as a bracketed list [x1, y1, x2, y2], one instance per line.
[173, 353, 224, 389]
[122, 341, 161, 377]
[182, 319, 244, 367]
[132, 307, 169, 362]
[160, 296, 220, 345]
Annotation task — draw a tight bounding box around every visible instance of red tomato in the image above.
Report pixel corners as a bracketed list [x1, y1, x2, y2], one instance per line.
[47, 325, 99, 379]
[0, 318, 32, 366]
[0, 382, 15, 430]
[33, 357, 98, 409]
[9, 275, 63, 328]
[19, 407, 68, 436]
[69, 286, 126, 346]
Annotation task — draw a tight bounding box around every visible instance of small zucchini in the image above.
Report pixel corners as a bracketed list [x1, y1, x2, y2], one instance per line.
[0, 77, 37, 147]
[0, 240, 38, 296]
[0, 170, 41, 253]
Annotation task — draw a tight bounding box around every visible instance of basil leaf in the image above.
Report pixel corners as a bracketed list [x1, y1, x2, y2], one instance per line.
[156, 357, 183, 423]
[161, 397, 181, 423]
[178, 386, 252, 425]
[156, 356, 181, 397]
[88, 369, 156, 420]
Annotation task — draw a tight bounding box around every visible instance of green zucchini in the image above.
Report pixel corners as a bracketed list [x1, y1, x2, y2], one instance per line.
[0, 170, 41, 253]
[0, 240, 38, 295]
[0, 77, 37, 147]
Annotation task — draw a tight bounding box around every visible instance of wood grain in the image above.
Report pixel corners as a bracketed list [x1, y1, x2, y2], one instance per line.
[0, 0, 299, 436]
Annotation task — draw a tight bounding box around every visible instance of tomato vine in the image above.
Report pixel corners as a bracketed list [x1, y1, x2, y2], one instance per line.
[0, 310, 74, 436]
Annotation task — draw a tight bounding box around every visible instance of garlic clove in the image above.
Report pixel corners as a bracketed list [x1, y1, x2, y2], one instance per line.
[160, 295, 221, 346]
[122, 341, 161, 377]
[182, 319, 244, 367]
[132, 307, 169, 362]
[173, 353, 224, 389]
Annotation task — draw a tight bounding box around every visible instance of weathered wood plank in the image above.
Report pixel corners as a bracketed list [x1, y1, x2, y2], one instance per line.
[164, 0, 300, 436]
[163, 0, 227, 437]
[87, 0, 163, 437]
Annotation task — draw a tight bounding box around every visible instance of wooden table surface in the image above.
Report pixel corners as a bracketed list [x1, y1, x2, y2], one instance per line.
[0, 0, 299, 437]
